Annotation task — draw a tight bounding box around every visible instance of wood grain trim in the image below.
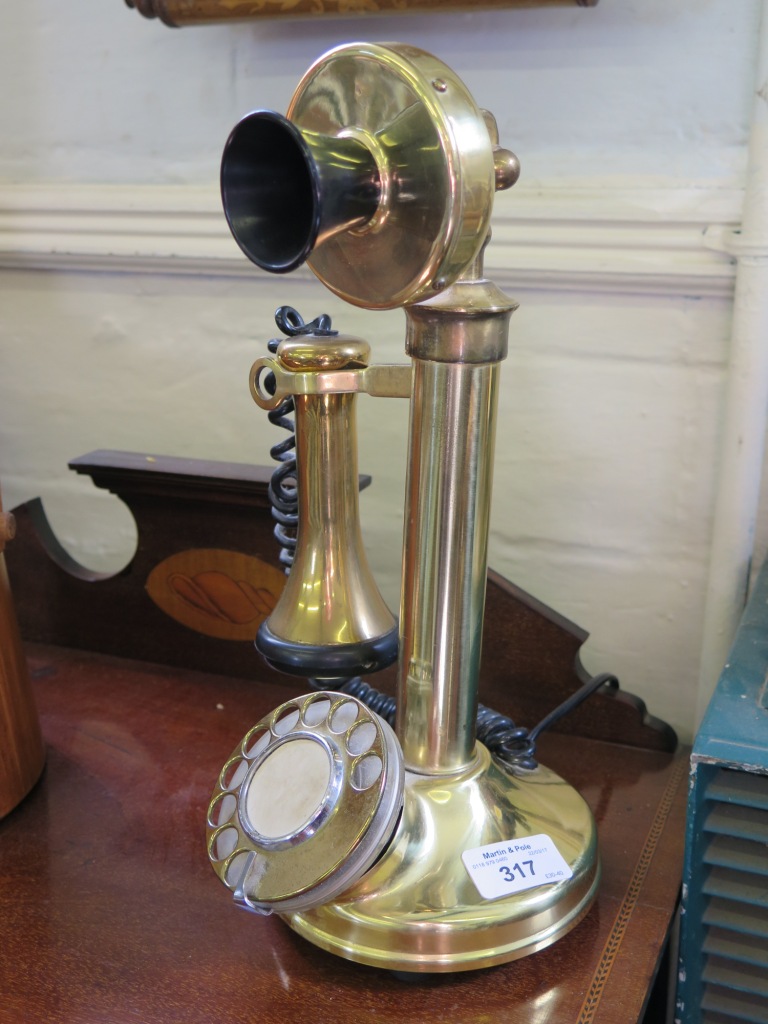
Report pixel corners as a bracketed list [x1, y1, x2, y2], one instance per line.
[125, 0, 597, 26]
[576, 754, 687, 1023]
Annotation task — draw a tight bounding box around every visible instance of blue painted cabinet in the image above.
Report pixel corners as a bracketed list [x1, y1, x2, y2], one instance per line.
[677, 561, 768, 1023]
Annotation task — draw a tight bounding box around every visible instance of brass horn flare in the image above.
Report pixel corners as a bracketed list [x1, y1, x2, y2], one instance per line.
[220, 110, 380, 274]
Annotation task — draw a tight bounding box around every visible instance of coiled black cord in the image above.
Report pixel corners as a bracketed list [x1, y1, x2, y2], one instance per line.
[473, 672, 618, 770]
[264, 363, 297, 573]
[263, 306, 615, 769]
[263, 307, 338, 572]
[316, 673, 617, 771]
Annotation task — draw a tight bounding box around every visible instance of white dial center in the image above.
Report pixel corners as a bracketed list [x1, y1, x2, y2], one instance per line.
[244, 738, 332, 839]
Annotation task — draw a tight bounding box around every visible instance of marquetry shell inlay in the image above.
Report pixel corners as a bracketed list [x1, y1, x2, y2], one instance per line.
[146, 548, 286, 640]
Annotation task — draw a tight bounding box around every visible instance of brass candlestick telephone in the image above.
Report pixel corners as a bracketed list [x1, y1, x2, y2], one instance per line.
[206, 42, 599, 972]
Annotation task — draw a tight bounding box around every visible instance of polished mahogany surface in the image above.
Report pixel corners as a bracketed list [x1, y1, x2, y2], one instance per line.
[0, 645, 686, 1024]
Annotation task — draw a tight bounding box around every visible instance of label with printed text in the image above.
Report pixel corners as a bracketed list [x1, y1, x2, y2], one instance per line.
[461, 834, 573, 901]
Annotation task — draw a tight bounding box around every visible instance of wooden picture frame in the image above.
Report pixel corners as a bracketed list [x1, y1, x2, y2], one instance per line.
[126, 0, 596, 26]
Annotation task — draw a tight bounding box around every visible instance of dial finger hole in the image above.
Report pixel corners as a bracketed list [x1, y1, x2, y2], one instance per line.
[347, 720, 377, 756]
[224, 850, 251, 890]
[208, 792, 237, 828]
[350, 753, 383, 791]
[302, 696, 331, 727]
[273, 705, 301, 735]
[330, 700, 358, 734]
[220, 757, 248, 792]
[243, 726, 270, 759]
[210, 826, 239, 862]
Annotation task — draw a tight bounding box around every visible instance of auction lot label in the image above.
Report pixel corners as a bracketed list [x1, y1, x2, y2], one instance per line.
[461, 834, 573, 901]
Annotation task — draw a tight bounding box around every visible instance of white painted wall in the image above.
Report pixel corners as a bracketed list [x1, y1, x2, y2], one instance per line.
[0, 0, 762, 741]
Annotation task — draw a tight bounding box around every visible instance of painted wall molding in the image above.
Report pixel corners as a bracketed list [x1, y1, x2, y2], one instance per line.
[0, 181, 742, 297]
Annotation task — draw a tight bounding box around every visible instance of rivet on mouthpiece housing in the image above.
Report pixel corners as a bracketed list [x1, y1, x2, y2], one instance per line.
[431, 79, 448, 93]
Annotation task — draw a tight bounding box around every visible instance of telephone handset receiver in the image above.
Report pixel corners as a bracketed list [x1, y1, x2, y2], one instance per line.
[207, 691, 403, 916]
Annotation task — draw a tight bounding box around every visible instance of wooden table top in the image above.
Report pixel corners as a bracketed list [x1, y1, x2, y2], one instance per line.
[0, 644, 686, 1024]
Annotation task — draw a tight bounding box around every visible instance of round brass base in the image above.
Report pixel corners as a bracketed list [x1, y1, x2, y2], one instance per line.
[286, 744, 599, 972]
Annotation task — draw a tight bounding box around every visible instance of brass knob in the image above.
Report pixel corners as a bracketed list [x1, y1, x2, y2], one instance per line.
[494, 148, 521, 191]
